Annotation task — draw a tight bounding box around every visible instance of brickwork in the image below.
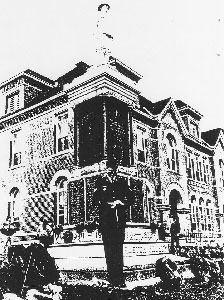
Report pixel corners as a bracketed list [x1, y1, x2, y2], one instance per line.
[0, 60, 222, 247]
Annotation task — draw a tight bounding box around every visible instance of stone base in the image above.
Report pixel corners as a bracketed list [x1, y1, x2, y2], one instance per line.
[48, 241, 169, 273]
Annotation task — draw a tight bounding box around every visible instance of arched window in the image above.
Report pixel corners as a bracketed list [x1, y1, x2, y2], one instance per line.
[56, 177, 68, 225]
[8, 188, 19, 220]
[166, 134, 179, 172]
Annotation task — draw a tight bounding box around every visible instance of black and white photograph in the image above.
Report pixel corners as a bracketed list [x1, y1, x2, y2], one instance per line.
[0, 1, 224, 299]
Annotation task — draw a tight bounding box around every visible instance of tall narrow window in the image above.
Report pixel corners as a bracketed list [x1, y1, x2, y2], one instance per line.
[205, 164, 210, 184]
[219, 159, 224, 187]
[56, 177, 68, 225]
[190, 196, 197, 231]
[6, 92, 20, 114]
[8, 188, 19, 220]
[199, 161, 203, 181]
[191, 158, 195, 179]
[190, 121, 199, 138]
[187, 153, 192, 178]
[195, 157, 200, 181]
[203, 159, 207, 183]
[166, 134, 179, 172]
[56, 113, 69, 152]
[10, 131, 22, 167]
[136, 127, 148, 163]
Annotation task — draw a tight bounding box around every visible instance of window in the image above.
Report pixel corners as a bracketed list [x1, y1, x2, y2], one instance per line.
[56, 113, 69, 153]
[8, 188, 19, 220]
[187, 153, 191, 177]
[219, 159, 224, 187]
[190, 121, 199, 138]
[187, 154, 210, 183]
[166, 134, 179, 172]
[127, 179, 145, 223]
[56, 177, 68, 225]
[10, 131, 22, 167]
[191, 158, 195, 179]
[195, 157, 200, 181]
[189, 195, 196, 231]
[136, 127, 148, 163]
[6, 92, 20, 114]
[203, 159, 207, 183]
[199, 161, 203, 181]
[190, 195, 215, 233]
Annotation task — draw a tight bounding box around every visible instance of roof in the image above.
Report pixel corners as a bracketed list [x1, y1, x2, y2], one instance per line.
[0, 69, 55, 89]
[175, 100, 203, 121]
[201, 128, 223, 146]
[110, 57, 142, 83]
[139, 97, 171, 115]
[57, 62, 90, 85]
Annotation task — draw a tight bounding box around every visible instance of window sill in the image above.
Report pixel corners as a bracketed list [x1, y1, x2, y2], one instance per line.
[126, 222, 151, 228]
[166, 169, 180, 176]
[46, 149, 73, 160]
[9, 164, 25, 171]
[187, 178, 211, 186]
[136, 161, 159, 168]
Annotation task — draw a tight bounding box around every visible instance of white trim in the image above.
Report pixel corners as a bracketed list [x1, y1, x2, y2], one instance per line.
[50, 170, 71, 192]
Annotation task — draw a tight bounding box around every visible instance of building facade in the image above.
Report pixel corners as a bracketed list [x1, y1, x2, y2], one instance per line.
[0, 55, 223, 250]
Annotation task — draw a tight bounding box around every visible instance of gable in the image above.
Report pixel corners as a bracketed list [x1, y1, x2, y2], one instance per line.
[160, 104, 186, 138]
[163, 112, 179, 131]
[215, 134, 224, 155]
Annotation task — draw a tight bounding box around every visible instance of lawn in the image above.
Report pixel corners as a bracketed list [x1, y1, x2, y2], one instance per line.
[61, 279, 224, 300]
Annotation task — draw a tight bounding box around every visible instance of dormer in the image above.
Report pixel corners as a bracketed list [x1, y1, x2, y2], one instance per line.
[175, 100, 203, 139]
[0, 70, 56, 117]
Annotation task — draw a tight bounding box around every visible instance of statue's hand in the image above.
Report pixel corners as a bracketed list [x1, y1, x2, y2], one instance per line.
[110, 200, 124, 208]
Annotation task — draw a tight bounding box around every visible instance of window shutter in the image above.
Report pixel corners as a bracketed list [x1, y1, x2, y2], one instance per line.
[53, 192, 57, 225]
[9, 140, 12, 167]
[7, 202, 11, 219]
[133, 133, 138, 163]
[167, 157, 170, 169]
[53, 124, 57, 154]
[176, 150, 179, 172]
[145, 138, 148, 163]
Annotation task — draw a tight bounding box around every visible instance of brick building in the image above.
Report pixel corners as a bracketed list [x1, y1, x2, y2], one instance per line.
[0, 57, 223, 247]
[0, 5, 224, 260]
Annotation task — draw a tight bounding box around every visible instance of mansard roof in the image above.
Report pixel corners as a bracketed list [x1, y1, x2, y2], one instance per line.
[201, 128, 223, 147]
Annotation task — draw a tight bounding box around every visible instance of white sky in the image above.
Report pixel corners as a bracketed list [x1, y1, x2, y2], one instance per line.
[0, 0, 224, 132]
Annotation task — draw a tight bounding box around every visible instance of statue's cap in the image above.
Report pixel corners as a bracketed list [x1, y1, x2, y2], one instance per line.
[98, 3, 110, 11]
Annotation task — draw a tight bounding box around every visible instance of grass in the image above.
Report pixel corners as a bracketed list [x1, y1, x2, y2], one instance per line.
[61, 279, 224, 300]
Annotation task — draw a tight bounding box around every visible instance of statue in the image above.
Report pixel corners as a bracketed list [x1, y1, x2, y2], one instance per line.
[95, 3, 113, 63]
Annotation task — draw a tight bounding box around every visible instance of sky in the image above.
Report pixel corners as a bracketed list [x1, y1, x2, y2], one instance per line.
[0, 0, 224, 132]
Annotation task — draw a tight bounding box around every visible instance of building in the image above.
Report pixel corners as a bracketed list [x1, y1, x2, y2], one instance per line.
[0, 4, 224, 262]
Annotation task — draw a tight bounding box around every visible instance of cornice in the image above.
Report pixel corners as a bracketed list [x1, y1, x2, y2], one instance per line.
[184, 136, 213, 155]
[0, 92, 67, 131]
[66, 71, 140, 108]
[0, 69, 55, 90]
